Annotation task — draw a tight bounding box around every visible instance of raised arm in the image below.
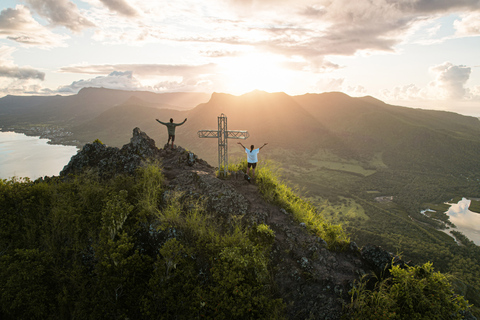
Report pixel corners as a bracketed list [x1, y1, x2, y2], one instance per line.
[237, 142, 246, 149]
[259, 143, 268, 150]
[156, 119, 168, 126]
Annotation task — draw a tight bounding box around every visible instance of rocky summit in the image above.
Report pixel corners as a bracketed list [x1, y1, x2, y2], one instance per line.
[60, 127, 435, 319]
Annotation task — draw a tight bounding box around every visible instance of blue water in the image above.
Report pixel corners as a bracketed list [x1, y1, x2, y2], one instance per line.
[0, 131, 78, 180]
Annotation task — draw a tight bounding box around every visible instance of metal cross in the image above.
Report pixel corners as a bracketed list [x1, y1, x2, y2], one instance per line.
[197, 113, 249, 177]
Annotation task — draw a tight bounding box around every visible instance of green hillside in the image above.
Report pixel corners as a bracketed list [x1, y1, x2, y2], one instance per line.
[0, 133, 473, 319]
[2, 88, 480, 316]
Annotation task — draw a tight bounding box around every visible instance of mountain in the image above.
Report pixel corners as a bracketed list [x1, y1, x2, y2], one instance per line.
[0, 88, 210, 127]
[292, 92, 480, 171]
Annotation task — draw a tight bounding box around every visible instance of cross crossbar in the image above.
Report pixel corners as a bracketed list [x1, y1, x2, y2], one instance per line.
[197, 130, 249, 139]
[197, 114, 249, 177]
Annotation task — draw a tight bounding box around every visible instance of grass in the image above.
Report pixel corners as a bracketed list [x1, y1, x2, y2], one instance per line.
[468, 199, 480, 214]
[308, 159, 376, 176]
[310, 196, 369, 224]
[252, 160, 350, 250]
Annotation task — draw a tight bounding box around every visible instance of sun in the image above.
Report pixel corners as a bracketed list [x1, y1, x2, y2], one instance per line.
[220, 54, 293, 94]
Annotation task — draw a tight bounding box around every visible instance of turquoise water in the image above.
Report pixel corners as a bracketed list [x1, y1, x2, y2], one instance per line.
[0, 131, 78, 180]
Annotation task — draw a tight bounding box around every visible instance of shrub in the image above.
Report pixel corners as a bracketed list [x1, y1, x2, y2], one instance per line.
[345, 261, 471, 320]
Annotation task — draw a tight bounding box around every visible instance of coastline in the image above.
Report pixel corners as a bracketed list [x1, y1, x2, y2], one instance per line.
[0, 130, 79, 180]
[0, 126, 83, 148]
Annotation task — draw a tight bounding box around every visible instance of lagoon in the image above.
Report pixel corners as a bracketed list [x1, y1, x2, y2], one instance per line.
[0, 131, 78, 180]
[445, 198, 480, 245]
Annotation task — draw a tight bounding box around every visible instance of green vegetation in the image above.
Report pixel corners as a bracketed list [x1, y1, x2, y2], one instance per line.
[468, 199, 480, 214]
[0, 164, 284, 319]
[254, 161, 350, 250]
[345, 261, 470, 320]
[277, 148, 480, 318]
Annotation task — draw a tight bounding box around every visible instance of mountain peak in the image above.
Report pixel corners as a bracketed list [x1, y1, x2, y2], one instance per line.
[59, 127, 407, 319]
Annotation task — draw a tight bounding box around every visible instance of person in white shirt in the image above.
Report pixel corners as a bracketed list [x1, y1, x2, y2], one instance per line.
[237, 142, 268, 179]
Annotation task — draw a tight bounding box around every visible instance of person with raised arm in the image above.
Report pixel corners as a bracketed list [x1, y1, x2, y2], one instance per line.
[156, 117, 187, 149]
[237, 142, 268, 180]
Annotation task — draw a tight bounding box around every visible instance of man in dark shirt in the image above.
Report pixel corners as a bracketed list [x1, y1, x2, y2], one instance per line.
[156, 118, 187, 148]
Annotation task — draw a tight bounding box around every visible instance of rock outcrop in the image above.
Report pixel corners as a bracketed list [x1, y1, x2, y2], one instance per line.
[61, 127, 162, 177]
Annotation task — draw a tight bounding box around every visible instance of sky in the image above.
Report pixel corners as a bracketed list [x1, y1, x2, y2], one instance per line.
[0, 0, 479, 116]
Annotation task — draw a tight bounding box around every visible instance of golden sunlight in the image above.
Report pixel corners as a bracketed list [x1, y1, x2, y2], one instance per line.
[220, 54, 292, 94]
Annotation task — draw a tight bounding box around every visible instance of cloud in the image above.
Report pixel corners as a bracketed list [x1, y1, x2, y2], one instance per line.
[454, 12, 480, 37]
[200, 50, 240, 58]
[59, 63, 217, 77]
[0, 5, 68, 47]
[56, 63, 219, 93]
[98, 0, 139, 17]
[57, 70, 142, 93]
[400, 0, 480, 14]
[0, 79, 49, 96]
[0, 46, 45, 80]
[380, 62, 478, 101]
[0, 65, 45, 80]
[198, 0, 480, 68]
[380, 84, 426, 101]
[430, 62, 471, 100]
[315, 78, 344, 92]
[56, 69, 216, 93]
[25, 0, 95, 32]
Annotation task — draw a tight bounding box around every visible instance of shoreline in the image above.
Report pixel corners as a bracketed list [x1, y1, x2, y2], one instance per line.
[0, 126, 83, 148]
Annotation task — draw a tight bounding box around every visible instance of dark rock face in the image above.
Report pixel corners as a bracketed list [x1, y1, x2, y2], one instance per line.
[60, 127, 161, 178]
[360, 244, 396, 276]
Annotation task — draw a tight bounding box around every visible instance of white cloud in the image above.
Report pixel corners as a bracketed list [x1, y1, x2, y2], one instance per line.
[469, 85, 480, 99]
[56, 63, 219, 93]
[380, 84, 426, 101]
[430, 62, 471, 100]
[380, 62, 479, 102]
[25, 0, 95, 32]
[0, 5, 68, 47]
[57, 70, 142, 93]
[454, 12, 480, 37]
[59, 63, 217, 77]
[0, 79, 47, 95]
[0, 45, 45, 80]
